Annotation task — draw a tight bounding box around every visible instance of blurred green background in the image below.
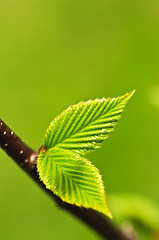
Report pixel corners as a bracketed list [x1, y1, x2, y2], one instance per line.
[0, 0, 159, 239]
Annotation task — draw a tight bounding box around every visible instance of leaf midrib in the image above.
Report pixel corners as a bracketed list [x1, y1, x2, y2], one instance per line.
[54, 101, 123, 147]
[51, 156, 105, 204]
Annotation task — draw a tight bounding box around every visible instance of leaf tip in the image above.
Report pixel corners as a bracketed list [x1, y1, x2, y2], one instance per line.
[102, 205, 113, 219]
[126, 89, 136, 100]
[118, 89, 135, 106]
[108, 211, 113, 219]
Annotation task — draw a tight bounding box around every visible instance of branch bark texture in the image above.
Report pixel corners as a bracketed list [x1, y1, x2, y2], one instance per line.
[0, 119, 135, 240]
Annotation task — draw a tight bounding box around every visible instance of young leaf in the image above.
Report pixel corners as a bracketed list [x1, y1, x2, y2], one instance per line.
[37, 147, 112, 217]
[37, 91, 134, 217]
[43, 91, 135, 155]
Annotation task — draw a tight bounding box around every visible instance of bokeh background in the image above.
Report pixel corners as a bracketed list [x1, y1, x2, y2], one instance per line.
[0, 0, 159, 239]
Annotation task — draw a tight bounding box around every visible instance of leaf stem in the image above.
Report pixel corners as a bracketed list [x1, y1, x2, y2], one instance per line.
[0, 119, 136, 240]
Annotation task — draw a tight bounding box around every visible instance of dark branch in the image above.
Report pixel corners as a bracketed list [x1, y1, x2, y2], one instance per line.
[0, 119, 135, 240]
[0, 119, 37, 169]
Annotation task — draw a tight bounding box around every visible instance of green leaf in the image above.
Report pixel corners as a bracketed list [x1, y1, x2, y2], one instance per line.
[43, 90, 135, 155]
[37, 91, 135, 217]
[37, 147, 112, 217]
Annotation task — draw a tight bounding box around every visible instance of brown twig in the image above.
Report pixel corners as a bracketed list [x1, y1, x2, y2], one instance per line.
[0, 119, 135, 240]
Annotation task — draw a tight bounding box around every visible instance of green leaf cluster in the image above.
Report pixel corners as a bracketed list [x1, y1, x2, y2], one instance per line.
[37, 90, 135, 217]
